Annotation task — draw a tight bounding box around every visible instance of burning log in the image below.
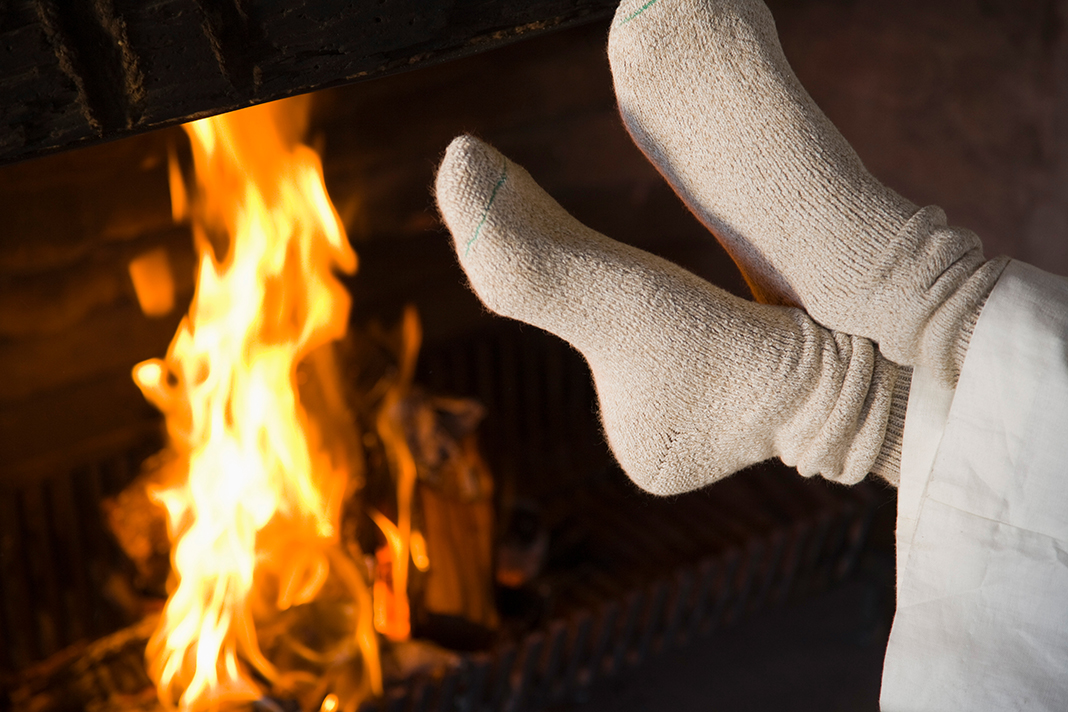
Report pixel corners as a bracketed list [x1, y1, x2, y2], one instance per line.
[127, 96, 382, 711]
[101, 453, 173, 599]
[406, 391, 498, 633]
[27, 73, 500, 709]
[340, 307, 498, 649]
[4, 616, 159, 712]
[97, 298, 500, 710]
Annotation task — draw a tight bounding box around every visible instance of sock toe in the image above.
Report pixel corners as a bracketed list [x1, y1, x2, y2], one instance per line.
[436, 135, 575, 329]
[436, 135, 509, 257]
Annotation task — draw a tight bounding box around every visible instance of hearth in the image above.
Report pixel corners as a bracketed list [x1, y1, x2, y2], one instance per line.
[2, 319, 884, 712]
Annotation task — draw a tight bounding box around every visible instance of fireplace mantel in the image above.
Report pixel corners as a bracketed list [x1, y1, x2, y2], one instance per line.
[0, 0, 616, 166]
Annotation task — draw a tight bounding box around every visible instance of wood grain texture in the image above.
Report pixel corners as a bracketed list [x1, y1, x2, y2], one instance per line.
[0, 0, 618, 165]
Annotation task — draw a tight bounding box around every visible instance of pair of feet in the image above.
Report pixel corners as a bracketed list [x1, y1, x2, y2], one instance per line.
[435, 0, 1007, 493]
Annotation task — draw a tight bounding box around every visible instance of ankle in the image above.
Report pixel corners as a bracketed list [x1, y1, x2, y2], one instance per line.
[870, 367, 912, 487]
[944, 256, 1011, 384]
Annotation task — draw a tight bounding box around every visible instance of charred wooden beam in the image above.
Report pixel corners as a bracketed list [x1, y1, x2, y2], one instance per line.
[0, 0, 617, 166]
[34, 0, 146, 134]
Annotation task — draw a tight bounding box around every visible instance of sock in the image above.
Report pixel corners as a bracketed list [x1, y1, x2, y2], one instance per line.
[435, 135, 908, 491]
[609, 0, 1008, 385]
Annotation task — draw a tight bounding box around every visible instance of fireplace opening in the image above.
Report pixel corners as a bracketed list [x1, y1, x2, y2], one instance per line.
[0, 13, 890, 711]
[3, 1, 1063, 710]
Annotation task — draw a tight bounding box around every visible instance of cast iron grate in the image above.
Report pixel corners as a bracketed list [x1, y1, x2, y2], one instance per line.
[360, 465, 877, 712]
[0, 323, 882, 711]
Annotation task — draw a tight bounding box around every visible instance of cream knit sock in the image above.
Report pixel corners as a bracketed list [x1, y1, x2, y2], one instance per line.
[609, 0, 1008, 385]
[436, 135, 909, 491]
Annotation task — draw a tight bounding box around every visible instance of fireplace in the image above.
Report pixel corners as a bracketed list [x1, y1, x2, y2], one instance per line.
[1, 1, 1065, 710]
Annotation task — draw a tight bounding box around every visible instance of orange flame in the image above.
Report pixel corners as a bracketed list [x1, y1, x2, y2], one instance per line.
[133, 98, 380, 710]
[129, 247, 176, 317]
[369, 306, 423, 641]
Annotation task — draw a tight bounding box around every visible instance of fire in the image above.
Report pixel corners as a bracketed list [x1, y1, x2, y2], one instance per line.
[129, 247, 176, 317]
[369, 306, 422, 642]
[133, 97, 380, 710]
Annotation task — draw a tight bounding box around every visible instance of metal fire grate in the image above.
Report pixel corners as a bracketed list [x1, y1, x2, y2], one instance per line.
[0, 439, 163, 676]
[360, 465, 878, 712]
[0, 323, 884, 711]
[368, 323, 883, 712]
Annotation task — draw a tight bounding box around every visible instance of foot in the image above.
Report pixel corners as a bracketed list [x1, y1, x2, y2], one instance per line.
[435, 135, 908, 491]
[609, 0, 1007, 384]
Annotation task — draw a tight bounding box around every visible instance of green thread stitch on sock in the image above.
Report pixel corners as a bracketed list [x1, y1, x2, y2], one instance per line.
[465, 164, 508, 256]
[617, 0, 659, 25]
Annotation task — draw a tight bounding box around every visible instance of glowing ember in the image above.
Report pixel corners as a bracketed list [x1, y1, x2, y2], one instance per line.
[409, 531, 430, 573]
[129, 247, 176, 317]
[369, 510, 411, 641]
[133, 97, 380, 710]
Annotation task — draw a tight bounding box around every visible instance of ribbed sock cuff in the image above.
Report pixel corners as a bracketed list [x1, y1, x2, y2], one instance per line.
[951, 256, 1010, 383]
[871, 366, 912, 487]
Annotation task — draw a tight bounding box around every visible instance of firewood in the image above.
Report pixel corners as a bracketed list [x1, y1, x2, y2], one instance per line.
[397, 390, 497, 631]
[4, 616, 159, 712]
[101, 454, 172, 598]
